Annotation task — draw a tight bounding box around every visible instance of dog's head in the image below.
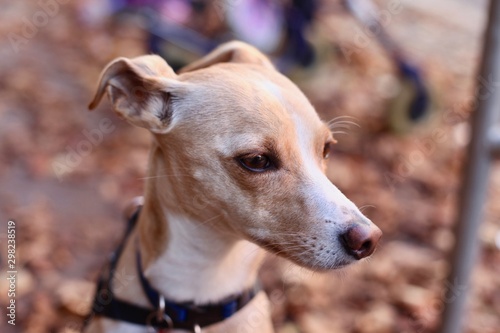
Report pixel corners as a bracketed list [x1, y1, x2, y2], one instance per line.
[89, 41, 382, 270]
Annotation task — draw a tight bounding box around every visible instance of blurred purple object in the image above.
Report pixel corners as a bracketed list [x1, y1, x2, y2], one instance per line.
[226, 0, 284, 53]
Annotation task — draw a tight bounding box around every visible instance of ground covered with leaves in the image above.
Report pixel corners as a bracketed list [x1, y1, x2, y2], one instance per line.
[0, 1, 499, 333]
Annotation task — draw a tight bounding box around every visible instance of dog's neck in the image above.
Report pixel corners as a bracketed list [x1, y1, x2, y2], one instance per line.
[136, 145, 265, 304]
[140, 208, 264, 303]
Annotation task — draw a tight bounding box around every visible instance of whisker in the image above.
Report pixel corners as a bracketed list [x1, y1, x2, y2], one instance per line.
[327, 116, 361, 138]
[242, 246, 267, 261]
[191, 214, 223, 232]
[138, 174, 193, 180]
[330, 130, 349, 136]
[328, 124, 354, 130]
[359, 204, 376, 212]
[138, 165, 205, 180]
[271, 246, 315, 258]
[328, 120, 361, 128]
[272, 232, 315, 237]
[327, 115, 359, 125]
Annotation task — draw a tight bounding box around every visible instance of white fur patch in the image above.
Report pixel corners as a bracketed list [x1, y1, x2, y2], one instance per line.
[144, 210, 265, 304]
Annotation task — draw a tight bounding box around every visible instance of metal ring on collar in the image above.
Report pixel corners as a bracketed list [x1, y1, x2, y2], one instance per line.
[146, 312, 173, 332]
[146, 296, 173, 332]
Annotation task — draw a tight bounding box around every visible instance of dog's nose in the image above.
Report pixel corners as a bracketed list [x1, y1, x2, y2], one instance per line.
[340, 224, 382, 259]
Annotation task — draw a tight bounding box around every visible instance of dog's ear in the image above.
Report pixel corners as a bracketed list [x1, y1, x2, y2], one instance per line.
[89, 55, 180, 134]
[179, 41, 274, 73]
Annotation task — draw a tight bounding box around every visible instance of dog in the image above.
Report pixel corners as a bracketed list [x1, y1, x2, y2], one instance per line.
[84, 41, 382, 333]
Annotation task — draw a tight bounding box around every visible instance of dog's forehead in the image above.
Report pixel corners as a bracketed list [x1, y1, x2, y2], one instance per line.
[179, 64, 324, 130]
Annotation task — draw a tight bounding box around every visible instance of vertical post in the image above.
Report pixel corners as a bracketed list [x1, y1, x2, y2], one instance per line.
[490, 126, 500, 157]
[439, 1, 500, 333]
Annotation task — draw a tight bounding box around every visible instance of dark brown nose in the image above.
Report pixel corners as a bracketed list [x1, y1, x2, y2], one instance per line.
[341, 224, 382, 259]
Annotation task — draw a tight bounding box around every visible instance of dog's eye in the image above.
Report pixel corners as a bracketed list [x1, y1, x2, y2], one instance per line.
[323, 142, 333, 159]
[239, 154, 272, 172]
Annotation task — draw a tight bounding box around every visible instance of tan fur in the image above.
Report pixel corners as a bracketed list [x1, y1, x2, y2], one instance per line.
[179, 41, 275, 73]
[138, 144, 169, 265]
[85, 41, 381, 333]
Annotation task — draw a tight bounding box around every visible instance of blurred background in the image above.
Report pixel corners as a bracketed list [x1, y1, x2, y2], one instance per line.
[0, 0, 499, 332]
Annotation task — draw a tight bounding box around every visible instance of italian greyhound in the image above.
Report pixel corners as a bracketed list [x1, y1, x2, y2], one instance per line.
[84, 41, 382, 333]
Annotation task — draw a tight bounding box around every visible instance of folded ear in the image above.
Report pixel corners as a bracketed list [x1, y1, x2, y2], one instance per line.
[179, 41, 275, 73]
[89, 55, 180, 134]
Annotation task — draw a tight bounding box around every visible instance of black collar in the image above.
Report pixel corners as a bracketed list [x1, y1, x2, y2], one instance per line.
[85, 208, 259, 332]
